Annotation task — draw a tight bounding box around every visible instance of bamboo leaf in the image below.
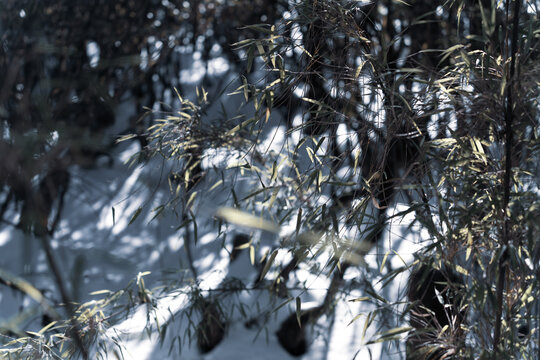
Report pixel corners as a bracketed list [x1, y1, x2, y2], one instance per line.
[259, 250, 278, 281]
[347, 313, 362, 327]
[348, 296, 370, 302]
[380, 250, 390, 272]
[295, 297, 302, 328]
[296, 208, 302, 235]
[0, 268, 60, 319]
[129, 207, 143, 225]
[186, 191, 198, 209]
[250, 245, 255, 266]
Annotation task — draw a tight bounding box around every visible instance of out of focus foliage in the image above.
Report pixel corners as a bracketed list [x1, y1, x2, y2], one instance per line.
[0, 0, 280, 235]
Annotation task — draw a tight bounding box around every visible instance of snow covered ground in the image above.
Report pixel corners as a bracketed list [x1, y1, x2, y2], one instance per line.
[0, 127, 428, 360]
[0, 58, 428, 360]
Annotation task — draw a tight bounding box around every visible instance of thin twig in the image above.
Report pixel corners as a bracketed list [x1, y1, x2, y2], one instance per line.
[182, 212, 198, 279]
[38, 234, 89, 359]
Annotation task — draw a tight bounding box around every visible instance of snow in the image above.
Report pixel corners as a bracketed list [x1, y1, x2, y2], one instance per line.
[0, 93, 426, 360]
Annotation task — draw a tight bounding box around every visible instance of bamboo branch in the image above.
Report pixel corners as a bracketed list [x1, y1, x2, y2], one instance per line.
[493, 0, 521, 355]
[38, 234, 88, 359]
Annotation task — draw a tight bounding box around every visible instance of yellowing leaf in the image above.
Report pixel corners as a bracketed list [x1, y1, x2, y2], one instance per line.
[215, 207, 280, 233]
[259, 250, 278, 281]
[250, 245, 255, 266]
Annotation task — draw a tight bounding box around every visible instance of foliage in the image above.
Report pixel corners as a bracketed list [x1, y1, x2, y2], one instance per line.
[140, 0, 540, 358]
[0, 0, 539, 359]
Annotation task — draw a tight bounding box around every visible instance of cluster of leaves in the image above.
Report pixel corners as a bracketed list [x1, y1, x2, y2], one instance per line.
[141, 0, 540, 358]
[0, 270, 150, 360]
[0, 0, 287, 234]
[0, 0, 538, 359]
[0, 0, 292, 357]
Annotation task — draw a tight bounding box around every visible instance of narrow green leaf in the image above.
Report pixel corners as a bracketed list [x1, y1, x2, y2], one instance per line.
[348, 296, 370, 302]
[295, 297, 302, 328]
[366, 326, 412, 344]
[235, 241, 252, 250]
[232, 39, 253, 48]
[272, 297, 294, 313]
[186, 191, 198, 209]
[256, 42, 265, 56]
[380, 250, 390, 272]
[129, 207, 143, 225]
[295, 208, 302, 235]
[365, 289, 388, 304]
[361, 311, 375, 342]
[246, 45, 254, 73]
[259, 250, 278, 281]
[354, 61, 365, 78]
[90, 289, 112, 296]
[190, 210, 199, 245]
[116, 134, 138, 142]
[39, 320, 57, 334]
[267, 187, 279, 209]
[209, 179, 223, 192]
[0, 268, 59, 319]
[347, 314, 363, 327]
